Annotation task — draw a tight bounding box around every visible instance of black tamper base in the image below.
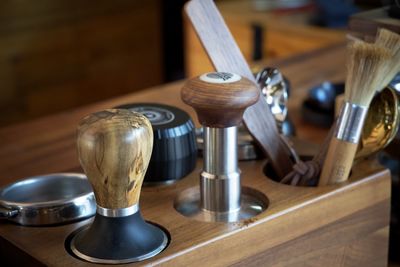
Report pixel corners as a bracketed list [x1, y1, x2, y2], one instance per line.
[69, 212, 168, 264]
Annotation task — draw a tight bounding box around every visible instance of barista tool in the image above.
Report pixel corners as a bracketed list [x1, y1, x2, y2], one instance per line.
[196, 68, 295, 161]
[185, 0, 295, 179]
[176, 72, 268, 222]
[283, 84, 400, 186]
[283, 29, 400, 186]
[68, 109, 168, 264]
[0, 173, 95, 226]
[115, 103, 197, 185]
[319, 41, 391, 185]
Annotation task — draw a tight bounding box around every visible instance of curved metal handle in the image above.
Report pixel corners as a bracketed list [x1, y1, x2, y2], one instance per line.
[0, 207, 19, 218]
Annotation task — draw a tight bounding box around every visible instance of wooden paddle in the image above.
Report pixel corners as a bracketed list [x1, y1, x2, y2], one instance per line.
[185, 0, 294, 178]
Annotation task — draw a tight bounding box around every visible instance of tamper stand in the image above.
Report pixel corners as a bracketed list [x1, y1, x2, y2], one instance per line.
[68, 109, 168, 264]
[0, 77, 391, 267]
[177, 72, 267, 222]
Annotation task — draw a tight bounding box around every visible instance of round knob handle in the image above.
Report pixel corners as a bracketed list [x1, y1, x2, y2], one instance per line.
[181, 72, 259, 128]
[77, 109, 153, 209]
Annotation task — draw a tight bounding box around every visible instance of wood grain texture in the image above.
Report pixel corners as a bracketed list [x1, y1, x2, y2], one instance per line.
[185, 0, 294, 179]
[0, 44, 390, 267]
[77, 109, 153, 209]
[229, 207, 389, 267]
[0, 159, 390, 267]
[185, 0, 255, 82]
[181, 74, 259, 127]
[319, 138, 359, 186]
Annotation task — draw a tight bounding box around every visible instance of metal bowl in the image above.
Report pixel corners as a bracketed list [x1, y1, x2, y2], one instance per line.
[0, 173, 96, 226]
[357, 86, 400, 159]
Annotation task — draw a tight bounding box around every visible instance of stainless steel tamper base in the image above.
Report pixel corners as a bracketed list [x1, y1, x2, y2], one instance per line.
[174, 186, 268, 223]
[68, 205, 168, 264]
[201, 172, 241, 213]
[177, 126, 268, 222]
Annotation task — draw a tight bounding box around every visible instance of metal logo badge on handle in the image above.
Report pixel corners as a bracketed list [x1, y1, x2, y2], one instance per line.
[200, 72, 241, 84]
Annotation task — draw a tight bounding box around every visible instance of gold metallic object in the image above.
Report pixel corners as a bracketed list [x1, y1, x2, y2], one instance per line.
[356, 86, 400, 159]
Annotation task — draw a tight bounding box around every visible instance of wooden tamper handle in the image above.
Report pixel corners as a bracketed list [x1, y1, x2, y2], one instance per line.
[181, 72, 259, 127]
[77, 109, 153, 210]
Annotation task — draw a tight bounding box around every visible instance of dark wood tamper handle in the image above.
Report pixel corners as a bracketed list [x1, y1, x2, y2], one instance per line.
[77, 109, 153, 210]
[181, 72, 259, 128]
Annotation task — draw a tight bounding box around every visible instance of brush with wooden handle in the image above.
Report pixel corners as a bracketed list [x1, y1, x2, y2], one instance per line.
[318, 41, 391, 186]
[185, 0, 294, 179]
[283, 28, 400, 186]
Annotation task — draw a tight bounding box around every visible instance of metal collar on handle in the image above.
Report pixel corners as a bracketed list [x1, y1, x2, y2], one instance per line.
[97, 204, 139, 217]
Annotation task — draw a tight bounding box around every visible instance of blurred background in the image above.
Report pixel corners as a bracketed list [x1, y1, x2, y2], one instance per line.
[0, 0, 394, 127]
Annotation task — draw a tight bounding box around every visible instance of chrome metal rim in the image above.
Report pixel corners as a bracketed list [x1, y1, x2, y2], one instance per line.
[97, 204, 139, 218]
[69, 226, 168, 264]
[174, 186, 268, 223]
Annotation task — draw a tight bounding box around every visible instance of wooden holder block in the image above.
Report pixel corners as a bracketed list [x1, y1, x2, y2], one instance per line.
[0, 157, 390, 266]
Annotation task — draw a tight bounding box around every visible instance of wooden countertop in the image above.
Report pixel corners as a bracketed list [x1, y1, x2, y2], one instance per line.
[0, 42, 346, 187]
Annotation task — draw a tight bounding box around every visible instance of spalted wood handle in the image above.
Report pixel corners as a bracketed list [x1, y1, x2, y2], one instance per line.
[181, 72, 259, 127]
[319, 137, 358, 186]
[77, 109, 153, 209]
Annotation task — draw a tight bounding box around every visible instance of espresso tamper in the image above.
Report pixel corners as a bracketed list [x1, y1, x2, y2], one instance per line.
[69, 109, 168, 264]
[178, 72, 266, 221]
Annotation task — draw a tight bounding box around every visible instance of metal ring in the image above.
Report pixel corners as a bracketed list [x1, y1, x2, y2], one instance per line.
[96, 204, 139, 218]
[70, 226, 168, 264]
[336, 102, 368, 143]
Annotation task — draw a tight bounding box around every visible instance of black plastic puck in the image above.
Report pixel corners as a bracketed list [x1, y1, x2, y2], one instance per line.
[115, 103, 197, 184]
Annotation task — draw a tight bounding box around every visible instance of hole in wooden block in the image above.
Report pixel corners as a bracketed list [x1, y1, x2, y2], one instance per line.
[173, 186, 269, 223]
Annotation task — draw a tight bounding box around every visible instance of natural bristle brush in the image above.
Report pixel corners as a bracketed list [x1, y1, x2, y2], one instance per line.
[319, 40, 392, 186]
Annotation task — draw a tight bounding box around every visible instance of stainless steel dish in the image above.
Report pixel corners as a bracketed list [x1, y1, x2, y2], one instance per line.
[0, 173, 96, 226]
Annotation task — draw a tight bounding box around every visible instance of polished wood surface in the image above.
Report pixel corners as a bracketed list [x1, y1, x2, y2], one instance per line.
[0, 43, 390, 266]
[181, 73, 259, 127]
[319, 138, 359, 185]
[0, 154, 391, 267]
[185, 0, 294, 178]
[77, 109, 153, 209]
